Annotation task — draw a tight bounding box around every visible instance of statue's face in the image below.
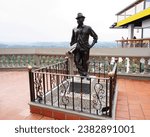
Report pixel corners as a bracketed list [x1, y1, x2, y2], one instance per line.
[77, 17, 84, 25]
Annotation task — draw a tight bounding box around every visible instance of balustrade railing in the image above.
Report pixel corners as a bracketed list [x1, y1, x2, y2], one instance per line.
[0, 48, 150, 77]
[88, 58, 115, 77]
[29, 60, 117, 118]
[89, 56, 150, 76]
[0, 54, 66, 68]
[116, 38, 150, 48]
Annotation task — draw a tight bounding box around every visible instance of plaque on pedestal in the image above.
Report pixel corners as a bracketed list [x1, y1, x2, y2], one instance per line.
[69, 75, 96, 94]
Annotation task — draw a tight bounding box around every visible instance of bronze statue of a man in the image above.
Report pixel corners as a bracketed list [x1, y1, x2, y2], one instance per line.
[70, 13, 98, 76]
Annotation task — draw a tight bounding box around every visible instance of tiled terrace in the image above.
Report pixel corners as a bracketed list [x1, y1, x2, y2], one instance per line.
[116, 78, 150, 120]
[0, 71, 150, 120]
[0, 71, 54, 120]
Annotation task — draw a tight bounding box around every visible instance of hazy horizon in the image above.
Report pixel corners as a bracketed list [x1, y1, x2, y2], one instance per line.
[0, 41, 117, 48]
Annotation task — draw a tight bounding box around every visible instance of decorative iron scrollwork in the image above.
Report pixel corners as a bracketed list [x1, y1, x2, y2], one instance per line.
[60, 79, 70, 105]
[34, 73, 43, 102]
[50, 75, 56, 88]
[93, 82, 106, 111]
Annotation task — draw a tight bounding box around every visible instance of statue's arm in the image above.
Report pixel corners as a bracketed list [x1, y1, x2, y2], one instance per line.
[70, 29, 76, 46]
[89, 27, 98, 48]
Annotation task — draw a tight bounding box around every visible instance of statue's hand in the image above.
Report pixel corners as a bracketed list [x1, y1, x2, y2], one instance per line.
[88, 44, 93, 49]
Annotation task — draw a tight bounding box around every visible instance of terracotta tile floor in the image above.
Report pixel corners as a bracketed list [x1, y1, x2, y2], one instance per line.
[116, 78, 150, 120]
[0, 71, 150, 120]
[0, 71, 54, 120]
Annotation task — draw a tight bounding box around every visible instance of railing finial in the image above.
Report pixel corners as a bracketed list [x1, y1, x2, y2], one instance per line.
[28, 65, 32, 70]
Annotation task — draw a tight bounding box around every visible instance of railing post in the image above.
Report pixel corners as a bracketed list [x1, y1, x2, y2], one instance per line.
[42, 68, 46, 104]
[65, 57, 69, 75]
[109, 75, 113, 117]
[108, 62, 117, 117]
[28, 65, 35, 102]
[66, 52, 74, 75]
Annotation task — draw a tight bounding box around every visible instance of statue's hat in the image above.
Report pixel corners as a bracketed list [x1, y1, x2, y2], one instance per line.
[76, 13, 85, 19]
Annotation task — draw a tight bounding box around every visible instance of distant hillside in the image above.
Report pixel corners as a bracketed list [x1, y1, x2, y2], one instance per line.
[0, 43, 9, 48]
[0, 41, 117, 48]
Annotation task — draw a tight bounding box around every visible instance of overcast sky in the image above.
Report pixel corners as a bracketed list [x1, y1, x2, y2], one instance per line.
[0, 0, 136, 42]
